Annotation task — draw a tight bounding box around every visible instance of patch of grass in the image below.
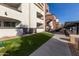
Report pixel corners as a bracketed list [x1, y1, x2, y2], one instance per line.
[0, 32, 53, 56]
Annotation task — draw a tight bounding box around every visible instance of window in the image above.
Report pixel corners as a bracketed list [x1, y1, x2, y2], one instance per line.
[0, 21, 1, 27]
[34, 3, 43, 11]
[37, 23, 43, 29]
[4, 22, 16, 27]
[4, 22, 10, 27]
[37, 12, 43, 20]
[11, 22, 16, 27]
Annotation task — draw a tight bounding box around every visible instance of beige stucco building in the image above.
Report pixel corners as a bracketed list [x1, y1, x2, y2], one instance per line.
[45, 12, 59, 31]
[0, 3, 46, 38]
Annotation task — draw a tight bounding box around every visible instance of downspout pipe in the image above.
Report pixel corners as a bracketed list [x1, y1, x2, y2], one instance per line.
[29, 3, 30, 33]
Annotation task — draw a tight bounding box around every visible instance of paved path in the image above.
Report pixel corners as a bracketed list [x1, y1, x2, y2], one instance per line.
[30, 34, 71, 56]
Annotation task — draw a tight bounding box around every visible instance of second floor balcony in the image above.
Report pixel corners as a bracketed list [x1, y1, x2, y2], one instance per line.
[0, 4, 22, 21]
[0, 3, 22, 12]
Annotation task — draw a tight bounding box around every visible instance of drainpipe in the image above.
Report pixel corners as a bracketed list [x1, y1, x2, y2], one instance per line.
[28, 3, 31, 34]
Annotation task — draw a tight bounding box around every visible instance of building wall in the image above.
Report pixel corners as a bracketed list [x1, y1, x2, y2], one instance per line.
[0, 3, 45, 38]
[0, 29, 17, 38]
[45, 12, 59, 31]
[20, 3, 30, 28]
[0, 4, 22, 21]
[0, 4, 21, 38]
[30, 3, 45, 33]
[19, 3, 45, 33]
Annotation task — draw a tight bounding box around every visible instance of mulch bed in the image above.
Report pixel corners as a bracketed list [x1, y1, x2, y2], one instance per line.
[0, 36, 16, 41]
[68, 43, 79, 56]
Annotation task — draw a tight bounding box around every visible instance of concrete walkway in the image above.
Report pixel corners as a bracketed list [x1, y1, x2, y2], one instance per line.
[30, 34, 71, 56]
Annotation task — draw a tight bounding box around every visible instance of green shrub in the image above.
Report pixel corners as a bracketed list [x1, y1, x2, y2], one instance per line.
[0, 32, 53, 56]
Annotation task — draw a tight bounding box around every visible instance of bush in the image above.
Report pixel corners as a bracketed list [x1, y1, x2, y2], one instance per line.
[0, 32, 53, 56]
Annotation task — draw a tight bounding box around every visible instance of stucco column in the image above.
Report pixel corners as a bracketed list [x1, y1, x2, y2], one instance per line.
[43, 3, 46, 31]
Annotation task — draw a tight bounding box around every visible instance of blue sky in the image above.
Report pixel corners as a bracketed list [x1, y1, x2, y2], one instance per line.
[48, 3, 79, 24]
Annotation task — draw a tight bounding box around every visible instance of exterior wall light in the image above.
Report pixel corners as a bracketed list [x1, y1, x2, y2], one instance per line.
[5, 12, 7, 16]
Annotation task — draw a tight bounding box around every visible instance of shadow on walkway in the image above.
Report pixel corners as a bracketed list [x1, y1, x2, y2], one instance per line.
[60, 38, 70, 41]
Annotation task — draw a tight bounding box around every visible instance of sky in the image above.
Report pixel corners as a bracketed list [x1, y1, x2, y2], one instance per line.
[48, 3, 79, 24]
